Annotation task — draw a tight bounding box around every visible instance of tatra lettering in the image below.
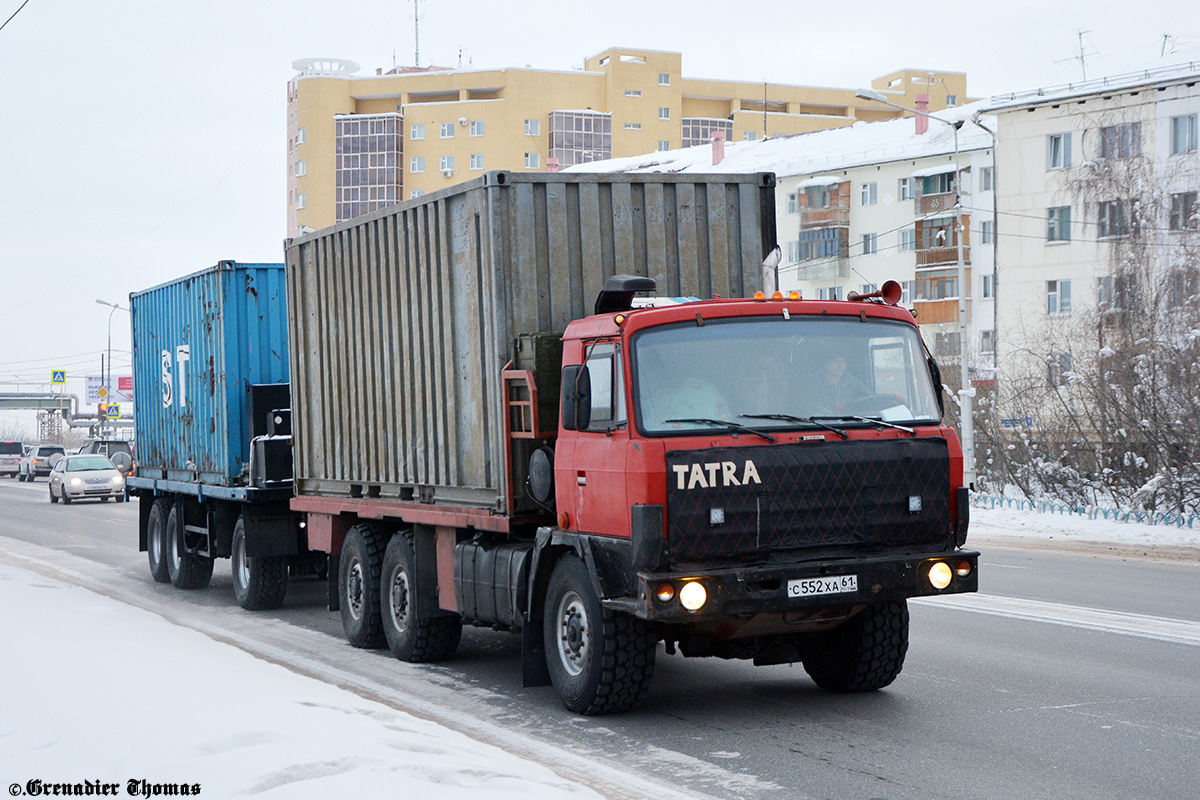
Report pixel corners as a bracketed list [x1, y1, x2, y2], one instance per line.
[673, 459, 762, 490]
[742, 459, 761, 485]
[721, 461, 740, 486]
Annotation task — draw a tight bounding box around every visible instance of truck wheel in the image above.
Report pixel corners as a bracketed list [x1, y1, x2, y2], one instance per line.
[147, 499, 172, 583]
[166, 505, 214, 590]
[231, 516, 288, 611]
[380, 531, 462, 662]
[338, 523, 388, 649]
[543, 554, 657, 715]
[799, 601, 909, 693]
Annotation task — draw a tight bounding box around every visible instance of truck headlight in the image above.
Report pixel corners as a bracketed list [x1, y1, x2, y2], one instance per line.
[679, 581, 707, 611]
[928, 561, 953, 590]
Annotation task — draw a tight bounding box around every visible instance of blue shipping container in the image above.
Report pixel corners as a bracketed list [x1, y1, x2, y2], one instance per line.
[130, 262, 288, 486]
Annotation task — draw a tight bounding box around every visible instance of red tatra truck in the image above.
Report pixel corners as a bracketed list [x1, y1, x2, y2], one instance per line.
[285, 171, 976, 714]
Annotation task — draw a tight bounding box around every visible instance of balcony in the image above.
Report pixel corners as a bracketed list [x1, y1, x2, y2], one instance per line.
[916, 191, 955, 215]
[912, 299, 971, 325]
[792, 255, 849, 282]
[799, 205, 850, 229]
[915, 246, 970, 268]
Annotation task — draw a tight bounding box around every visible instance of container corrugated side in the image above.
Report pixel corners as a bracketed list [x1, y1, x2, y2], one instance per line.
[130, 262, 289, 485]
[285, 171, 776, 511]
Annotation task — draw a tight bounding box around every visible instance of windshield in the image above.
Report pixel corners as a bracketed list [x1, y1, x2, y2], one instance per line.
[632, 316, 941, 435]
[66, 456, 115, 472]
[0, 442, 21, 455]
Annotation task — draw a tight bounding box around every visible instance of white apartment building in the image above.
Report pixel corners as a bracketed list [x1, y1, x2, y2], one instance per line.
[984, 56, 1200, 407]
[568, 107, 997, 376]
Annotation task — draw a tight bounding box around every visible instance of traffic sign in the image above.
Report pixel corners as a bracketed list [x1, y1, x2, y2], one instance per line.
[51, 370, 66, 384]
[104, 404, 121, 419]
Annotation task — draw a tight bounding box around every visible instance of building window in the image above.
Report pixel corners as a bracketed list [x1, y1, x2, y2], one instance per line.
[900, 280, 914, 304]
[946, 95, 958, 108]
[410, 190, 425, 199]
[1099, 123, 1141, 159]
[410, 156, 425, 173]
[1048, 353, 1072, 387]
[1047, 206, 1071, 242]
[297, 128, 306, 144]
[411, 123, 425, 140]
[900, 229, 916, 252]
[980, 166, 994, 191]
[440, 155, 455, 172]
[659, 107, 671, 120]
[861, 182, 877, 206]
[916, 270, 957, 300]
[805, 186, 833, 209]
[624, 90, 642, 97]
[1047, 280, 1071, 316]
[680, 118, 732, 148]
[797, 227, 844, 260]
[525, 119, 540, 136]
[440, 122, 455, 139]
[525, 152, 540, 169]
[980, 329, 995, 354]
[861, 233, 878, 255]
[786, 193, 798, 214]
[658, 140, 671, 151]
[470, 120, 485, 137]
[295, 160, 306, 177]
[787, 241, 800, 262]
[1172, 114, 1198, 154]
[982, 274, 994, 299]
[1098, 200, 1130, 238]
[1170, 192, 1197, 230]
[1047, 133, 1071, 169]
[548, 110, 612, 167]
[659, 73, 670, 86]
[624, 123, 642, 130]
[470, 153, 485, 170]
[981, 220, 994, 244]
[819, 287, 843, 301]
[934, 332, 961, 357]
[922, 172, 955, 195]
[898, 177, 912, 201]
[296, 192, 306, 209]
[744, 131, 757, 141]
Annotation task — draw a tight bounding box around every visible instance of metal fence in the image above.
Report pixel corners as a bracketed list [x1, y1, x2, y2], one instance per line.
[971, 494, 1200, 529]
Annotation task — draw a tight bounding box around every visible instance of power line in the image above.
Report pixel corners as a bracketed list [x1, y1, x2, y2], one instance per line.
[0, 0, 31, 34]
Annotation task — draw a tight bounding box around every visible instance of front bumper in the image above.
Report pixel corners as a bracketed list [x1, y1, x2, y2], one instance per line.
[63, 483, 124, 500]
[609, 550, 979, 623]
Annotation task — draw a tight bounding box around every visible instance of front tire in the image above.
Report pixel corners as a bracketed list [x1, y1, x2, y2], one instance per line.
[799, 601, 909, 693]
[543, 554, 656, 715]
[166, 505, 214, 590]
[231, 515, 288, 610]
[48, 484, 58, 503]
[338, 523, 388, 649]
[380, 531, 461, 662]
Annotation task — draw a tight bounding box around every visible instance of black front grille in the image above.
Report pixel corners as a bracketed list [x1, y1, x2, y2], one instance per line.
[666, 438, 951, 565]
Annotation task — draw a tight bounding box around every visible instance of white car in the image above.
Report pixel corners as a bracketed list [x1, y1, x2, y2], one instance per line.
[48, 454, 126, 504]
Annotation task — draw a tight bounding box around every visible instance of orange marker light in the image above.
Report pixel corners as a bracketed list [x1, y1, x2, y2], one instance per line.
[771, 291, 784, 300]
[753, 291, 766, 300]
[788, 291, 801, 300]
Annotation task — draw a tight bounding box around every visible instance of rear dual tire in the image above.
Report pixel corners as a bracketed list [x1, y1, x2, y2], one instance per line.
[380, 532, 461, 662]
[231, 516, 288, 611]
[166, 505, 214, 590]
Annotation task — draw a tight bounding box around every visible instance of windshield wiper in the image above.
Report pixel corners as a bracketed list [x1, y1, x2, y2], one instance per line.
[811, 415, 916, 436]
[664, 418, 776, 442]
[740, 413, 848, 439]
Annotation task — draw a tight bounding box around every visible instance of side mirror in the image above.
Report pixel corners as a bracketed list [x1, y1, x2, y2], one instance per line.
[927, 356, 945, 418]
[560, 365, 592, 431]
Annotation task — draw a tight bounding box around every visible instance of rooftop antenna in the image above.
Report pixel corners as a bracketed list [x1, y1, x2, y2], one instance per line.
[1053, 30, 1093, 82]
[412, 0, 423, 66]
[1161, 33, 1172, 57]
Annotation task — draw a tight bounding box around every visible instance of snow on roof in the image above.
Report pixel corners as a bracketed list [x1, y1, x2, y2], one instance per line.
[564, 102, 995, 179]
[983, 45, 1200, 111]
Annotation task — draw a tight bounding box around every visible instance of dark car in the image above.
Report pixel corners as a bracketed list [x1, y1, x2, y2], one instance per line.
[18, 444, 65, 481]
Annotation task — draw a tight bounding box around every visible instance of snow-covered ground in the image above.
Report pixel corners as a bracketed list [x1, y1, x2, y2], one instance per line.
[1, 506, 1196, 799]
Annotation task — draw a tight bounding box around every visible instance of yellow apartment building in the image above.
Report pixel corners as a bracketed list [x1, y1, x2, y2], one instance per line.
[286, 47, 970, 236]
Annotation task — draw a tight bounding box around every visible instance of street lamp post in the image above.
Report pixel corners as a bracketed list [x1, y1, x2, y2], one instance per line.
[95, 299, 127, 439]
[855, 89, 975, 489]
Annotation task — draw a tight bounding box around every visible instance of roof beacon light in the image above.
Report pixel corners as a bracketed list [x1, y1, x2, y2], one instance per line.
[788, 290, 801, 300]
[753, 291, 766, 301]
[771, 291, 784, 300]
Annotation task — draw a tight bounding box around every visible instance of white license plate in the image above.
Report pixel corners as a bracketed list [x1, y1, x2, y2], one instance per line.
[787, 574, 858, 598]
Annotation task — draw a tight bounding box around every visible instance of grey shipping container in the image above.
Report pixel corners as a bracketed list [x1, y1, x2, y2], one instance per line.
[285, 170, 776, 513]
[130, 261, 290, 487]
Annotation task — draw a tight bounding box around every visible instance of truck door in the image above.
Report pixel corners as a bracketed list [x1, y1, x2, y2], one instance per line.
[562, 342, 631, 538]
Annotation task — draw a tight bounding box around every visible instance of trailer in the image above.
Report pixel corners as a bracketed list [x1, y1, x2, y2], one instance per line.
[284, 171, 977, 714]
[127, 261, 308, 609]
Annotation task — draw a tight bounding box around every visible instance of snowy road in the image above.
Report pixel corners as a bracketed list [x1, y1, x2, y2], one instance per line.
[2, 477, 1200, 799]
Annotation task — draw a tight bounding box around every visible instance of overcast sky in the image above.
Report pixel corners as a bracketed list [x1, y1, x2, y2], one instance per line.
[0, 0, 1194, 434]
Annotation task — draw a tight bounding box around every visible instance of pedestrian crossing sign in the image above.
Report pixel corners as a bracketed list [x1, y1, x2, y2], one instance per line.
[51, 370, 66, 384]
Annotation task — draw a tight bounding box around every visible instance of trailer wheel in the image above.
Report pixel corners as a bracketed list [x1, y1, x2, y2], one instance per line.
[543, 554, 656, 715]
[231, 515, 288, 611]
[799, 600, 909, 693]
[338, 523, 388, 649]
[166, 505, 214, 590]
[380, 531, 462, 662]
[147, 499, 172, 583]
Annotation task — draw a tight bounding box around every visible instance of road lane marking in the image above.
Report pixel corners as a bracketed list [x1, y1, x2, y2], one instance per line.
[914, 594, 1200, 647]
